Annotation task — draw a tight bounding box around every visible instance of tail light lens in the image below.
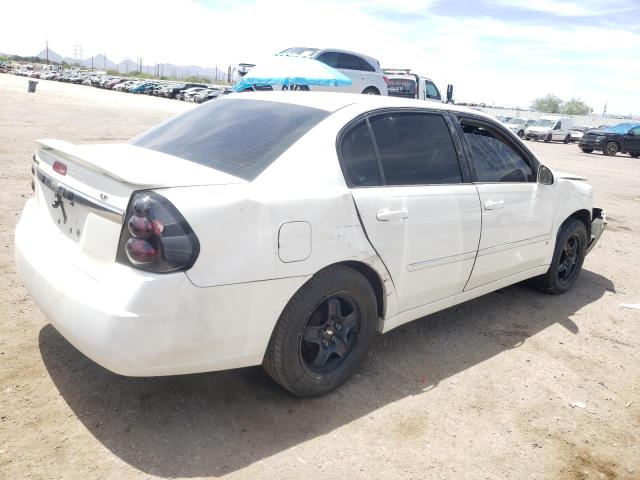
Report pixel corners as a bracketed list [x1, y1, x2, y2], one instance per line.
[116, 191, 200, 273]
[383, 76, 389, 85]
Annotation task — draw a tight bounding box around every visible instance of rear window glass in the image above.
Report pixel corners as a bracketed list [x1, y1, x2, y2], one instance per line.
[387, 78, 416, 98]
[131, 99, 329, 180]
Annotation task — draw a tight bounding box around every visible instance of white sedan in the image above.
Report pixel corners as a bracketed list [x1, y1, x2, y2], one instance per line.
[15, 92, 605, 397]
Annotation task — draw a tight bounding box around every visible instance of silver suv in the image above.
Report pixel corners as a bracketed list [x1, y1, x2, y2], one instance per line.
[277, 47, 388, 95]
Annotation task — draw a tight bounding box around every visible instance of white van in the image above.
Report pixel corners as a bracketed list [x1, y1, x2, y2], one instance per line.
[525, 116, 574, 143]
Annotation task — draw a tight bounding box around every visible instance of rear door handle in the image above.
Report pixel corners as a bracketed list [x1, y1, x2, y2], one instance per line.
[484, 199, 505, 210]
[376, 208, 409, 221]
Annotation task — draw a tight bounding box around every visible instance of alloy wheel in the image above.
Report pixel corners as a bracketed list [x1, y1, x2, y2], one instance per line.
[557, 234, 582, 284]
[299, 294, 362, 373]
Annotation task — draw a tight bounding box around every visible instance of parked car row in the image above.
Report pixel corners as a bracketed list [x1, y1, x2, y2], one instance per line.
[497, 114, 640, 158]
[11, 68, 232, 104]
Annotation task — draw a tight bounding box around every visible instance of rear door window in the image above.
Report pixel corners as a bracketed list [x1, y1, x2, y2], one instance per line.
[459, 119, 534, 182]
[387, 78, 416, 98]
[368, 112, 463, 185]
[131, 99, 329, 181]
[339, 120, 381, 187]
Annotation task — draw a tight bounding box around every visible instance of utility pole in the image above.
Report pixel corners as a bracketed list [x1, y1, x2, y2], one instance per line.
[45, 39, 49, 64]
[103, 53, 106, 70]
[91, 56, 94, 71]
[73, 45, 82, 68]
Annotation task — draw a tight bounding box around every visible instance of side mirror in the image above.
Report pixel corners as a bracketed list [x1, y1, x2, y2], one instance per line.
[538, 165, 554, 185]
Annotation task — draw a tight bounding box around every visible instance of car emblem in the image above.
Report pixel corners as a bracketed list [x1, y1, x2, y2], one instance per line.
[51, 189, 67, 224]
[100, 193, 108, 201]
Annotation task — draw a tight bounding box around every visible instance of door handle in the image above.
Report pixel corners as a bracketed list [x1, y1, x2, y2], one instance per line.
[483, 199, 505, 210]
[376, 208, 409, 221]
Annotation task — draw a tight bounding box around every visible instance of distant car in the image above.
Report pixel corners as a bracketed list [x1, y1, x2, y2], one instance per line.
[525, 116, 574, 143]
[177, 87, 209, 101]
[496, 116, 511, 123]
[161, 83, 207, 99]
[383, 68, 441, 101]
[503, 118, 527, 138]
[276, 47, 388, 95]
[579, 123, 640, 157]
[104, 78, 126, 89]
[129, 82, 158, 94]
[570, 126, 589, 143]
[114, 81, 135, 92]
[194, 88, 224, 103]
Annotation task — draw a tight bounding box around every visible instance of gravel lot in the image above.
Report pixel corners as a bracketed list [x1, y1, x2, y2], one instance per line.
[0, 73, 638, 480]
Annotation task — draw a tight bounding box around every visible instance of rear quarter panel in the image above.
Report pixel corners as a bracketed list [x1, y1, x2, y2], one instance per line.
[160, 109, 397, 317]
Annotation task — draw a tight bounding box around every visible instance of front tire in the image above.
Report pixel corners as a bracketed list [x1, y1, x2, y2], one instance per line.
[564, 134, 571, 144]
[603, 141, 619, 156]
[263, 266, 378, 397]
[580, 148, 593, 153]
[530, 219, 588, 294]
[544, 134, 552, 143]
[518, 130, 524, 138]
[630, 152, 639, 158]
[362, 87, 380, 95]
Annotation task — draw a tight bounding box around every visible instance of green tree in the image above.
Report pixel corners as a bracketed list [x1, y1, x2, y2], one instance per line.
[531, 94, 562, 113]
[562, 98, 593, 115]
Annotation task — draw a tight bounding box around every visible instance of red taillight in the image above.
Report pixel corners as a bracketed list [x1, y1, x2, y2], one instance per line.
[117, 191, 200, 273]
[383, 76, 389, 85]
[53, 160, 67, 176]
[125, 238, 157, 264]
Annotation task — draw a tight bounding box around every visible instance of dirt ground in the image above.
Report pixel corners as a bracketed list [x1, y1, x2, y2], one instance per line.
[0, 73, 638, 480]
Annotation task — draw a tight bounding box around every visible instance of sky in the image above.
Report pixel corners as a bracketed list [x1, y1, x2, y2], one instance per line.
[2, 0, 639, 114]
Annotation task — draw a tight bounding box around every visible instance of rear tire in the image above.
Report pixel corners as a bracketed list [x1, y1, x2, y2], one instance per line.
[580, 148, 593, 153]
[362, 87, 380, 95]
[529, 219, 588, 294]
[263, 266, 378, 397]
[603, 141, 619, 156]
[630, 152, 639, 158]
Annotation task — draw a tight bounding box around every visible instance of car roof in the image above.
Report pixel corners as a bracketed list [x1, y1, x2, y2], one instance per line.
[283, 47, 380, 64]
[221, 91, 492, 119]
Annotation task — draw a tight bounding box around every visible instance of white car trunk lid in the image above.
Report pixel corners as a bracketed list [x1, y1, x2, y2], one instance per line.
[33, 139, 244, 264]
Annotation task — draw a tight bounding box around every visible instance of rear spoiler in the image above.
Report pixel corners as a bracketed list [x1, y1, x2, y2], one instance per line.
[36, 139, 132, 185]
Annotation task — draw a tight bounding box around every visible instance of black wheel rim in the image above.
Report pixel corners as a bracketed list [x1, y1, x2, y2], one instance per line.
[557, 234, 582, 284]
[299, 293, 362, 374]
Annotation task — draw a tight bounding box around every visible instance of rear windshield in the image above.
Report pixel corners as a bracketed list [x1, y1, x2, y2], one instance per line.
[131, 98, 330, 181]
[387, 78, 416, 98]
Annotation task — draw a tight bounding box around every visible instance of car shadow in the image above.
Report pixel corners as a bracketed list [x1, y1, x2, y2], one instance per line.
[39, 269, 614, 477]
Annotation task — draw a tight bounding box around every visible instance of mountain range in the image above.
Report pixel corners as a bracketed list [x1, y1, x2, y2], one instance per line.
[35, 48, 229, 81]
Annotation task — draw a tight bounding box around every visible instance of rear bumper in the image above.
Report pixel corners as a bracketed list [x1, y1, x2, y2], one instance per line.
[586, 208, 606, 255]
[15, 198, 307, 376]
